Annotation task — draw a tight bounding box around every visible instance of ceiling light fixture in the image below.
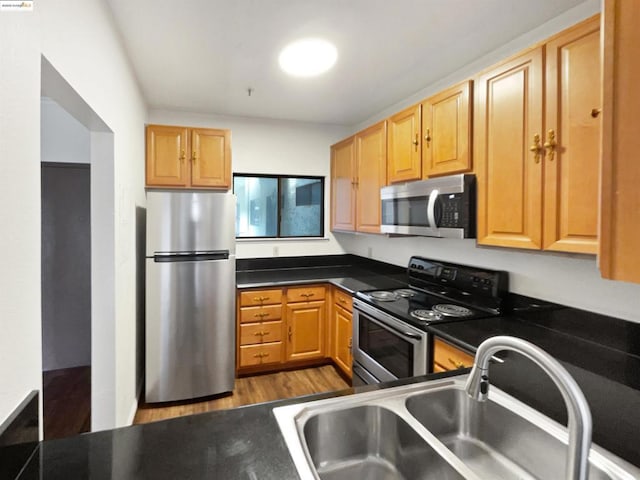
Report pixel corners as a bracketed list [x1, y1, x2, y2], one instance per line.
[278, 38, 337, 77]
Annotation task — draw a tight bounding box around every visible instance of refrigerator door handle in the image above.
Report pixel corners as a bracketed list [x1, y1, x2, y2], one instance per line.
[153, 250, 230, 262]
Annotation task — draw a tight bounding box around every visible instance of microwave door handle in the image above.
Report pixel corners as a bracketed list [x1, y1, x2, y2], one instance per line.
[427, 189, 439, 229]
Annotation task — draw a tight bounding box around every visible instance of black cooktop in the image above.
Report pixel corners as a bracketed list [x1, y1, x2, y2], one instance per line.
[355, 256, 509, 325]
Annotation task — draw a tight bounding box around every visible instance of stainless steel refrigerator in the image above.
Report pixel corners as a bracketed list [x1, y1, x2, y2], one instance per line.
[145, 191, 236, 403]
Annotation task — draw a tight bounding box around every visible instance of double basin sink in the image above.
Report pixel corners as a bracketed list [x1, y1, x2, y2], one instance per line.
[273, 376, 640, 480]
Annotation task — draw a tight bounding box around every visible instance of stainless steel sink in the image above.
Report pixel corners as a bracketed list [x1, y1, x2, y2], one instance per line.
[273, 377, 640, 480]
[303, 404, 464, 480]
[406, 388, 613, 480]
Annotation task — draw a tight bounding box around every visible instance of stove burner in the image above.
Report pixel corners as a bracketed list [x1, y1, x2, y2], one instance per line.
[394, 289, 416, 298]
[368, 291, 398, 302]
[433, 304, 474, 317]
[410, 309, 440, 321]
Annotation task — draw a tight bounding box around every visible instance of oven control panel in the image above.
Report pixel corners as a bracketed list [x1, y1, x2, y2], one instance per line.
[408, 256, 508, 298]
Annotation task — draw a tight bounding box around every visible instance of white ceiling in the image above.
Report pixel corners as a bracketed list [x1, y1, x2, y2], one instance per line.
[105, 0, 588, 126]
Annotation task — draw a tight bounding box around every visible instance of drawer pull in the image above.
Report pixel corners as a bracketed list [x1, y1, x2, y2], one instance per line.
[448, 358, 467, 369]
[253, 312, 270, 319]
[253, 296, 270, 302]
[288, 326, 292, 341]
[253, 330, 270, 337]
[252, 352, 270, 359]
[338, 297, 347, 304]
[348, 337, 352, 349]
[300, 292, 315, 298]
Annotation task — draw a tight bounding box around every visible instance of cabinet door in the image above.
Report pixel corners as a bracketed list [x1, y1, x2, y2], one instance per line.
[190, 128, 231, 188]
[543, 17, 600, 254]
[146, 125, 189, 187]
[422, 80, 472, 177]
[333, 305, 352, 377]
[355, 121, 387, 233]
[286, 301, 325, 362]
[475, 48, 544, 249]
[330, 137, 357, 231]
[387, 104, 422, 183]
[600, 1, 640, 282]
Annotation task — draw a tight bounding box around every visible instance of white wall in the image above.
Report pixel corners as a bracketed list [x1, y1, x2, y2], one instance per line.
[0, 7, 43, 431]
[41, 97, 91, 164]
[39, 0, 147, 430]
[149, 109, 349, 259]
[336, 0, 640, 324]
[0, 0, 147, 430]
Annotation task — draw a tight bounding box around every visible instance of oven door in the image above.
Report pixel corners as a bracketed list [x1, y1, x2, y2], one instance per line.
[353, 300, 428, 383]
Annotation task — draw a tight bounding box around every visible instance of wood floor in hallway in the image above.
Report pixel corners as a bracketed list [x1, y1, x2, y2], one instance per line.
[134, 365, 350, 425]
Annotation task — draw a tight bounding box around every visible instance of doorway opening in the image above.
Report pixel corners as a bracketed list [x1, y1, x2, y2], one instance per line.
[41, 56, 117, 435]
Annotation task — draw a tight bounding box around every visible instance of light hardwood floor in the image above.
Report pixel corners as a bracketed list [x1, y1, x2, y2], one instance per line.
[134, 365, 350, 424]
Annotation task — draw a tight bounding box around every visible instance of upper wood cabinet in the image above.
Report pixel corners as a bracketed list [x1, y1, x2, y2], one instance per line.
[543, 17, 601, 254]
[146, 125, 189, 187]
[331, 121, 387, 233]
[146, 124, 231, 189]
[355, 121, 387, 233]
[422, 80, 473, 177]
[330, 137, 357, 231]
[387, 104, 422, 183]
[475, 47, 544, 250]
[600, 1, 640, 282]
[476, 15, 601, 253]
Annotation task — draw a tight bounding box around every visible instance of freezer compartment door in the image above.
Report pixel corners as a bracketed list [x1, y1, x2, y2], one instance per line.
[145, 255, 236, 403]
[146, 191, 236, 254]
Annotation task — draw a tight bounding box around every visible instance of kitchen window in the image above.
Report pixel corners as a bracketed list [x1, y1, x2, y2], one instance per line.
[233, 174, 324, 238]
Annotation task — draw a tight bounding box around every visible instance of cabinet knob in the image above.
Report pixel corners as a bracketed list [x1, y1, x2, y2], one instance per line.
[529, 134, 542, 163]
[424, 128, 431, 145]
[288, 326, 292, 341]
[179, 149, 186, 163]
[192, 150, 198, 163]
[591, 108, 602, 118]
[543, 129, 557, 161]
[412, 133, 419, 148]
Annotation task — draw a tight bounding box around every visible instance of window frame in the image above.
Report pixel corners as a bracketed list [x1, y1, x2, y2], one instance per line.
[233, 173, 325, 239]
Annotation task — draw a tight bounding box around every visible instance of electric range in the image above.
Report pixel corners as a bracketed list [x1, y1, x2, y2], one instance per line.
[352, 256, 508, 385]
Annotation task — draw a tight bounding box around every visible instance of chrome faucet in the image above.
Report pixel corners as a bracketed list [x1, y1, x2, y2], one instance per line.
[465, 335, 592, 480]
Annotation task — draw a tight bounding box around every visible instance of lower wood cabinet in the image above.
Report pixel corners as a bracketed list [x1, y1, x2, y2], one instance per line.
[433, 338, 474, 373]
[286, 300, 325, 362]
[236, 284, 359, 379]
[236, 285, 327, 374]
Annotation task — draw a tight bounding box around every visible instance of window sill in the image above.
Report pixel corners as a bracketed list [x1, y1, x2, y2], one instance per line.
[236, 237, 330, 243]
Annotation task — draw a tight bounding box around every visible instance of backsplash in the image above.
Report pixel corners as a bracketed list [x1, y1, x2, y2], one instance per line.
[335, 233, 640, 324]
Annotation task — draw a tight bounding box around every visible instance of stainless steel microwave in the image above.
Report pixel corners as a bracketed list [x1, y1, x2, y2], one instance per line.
[380, 174, 475, 238]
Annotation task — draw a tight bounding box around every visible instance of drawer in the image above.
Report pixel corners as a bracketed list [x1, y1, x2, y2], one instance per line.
[239, 304, 282, 324]
[433, 338, 474, 371]
[333, 288, 353, 312]
[239, 289, 282, 307]
[286, 285, 326, 303]
[239, 321, 283, 345]
[239, 342, 283, 367]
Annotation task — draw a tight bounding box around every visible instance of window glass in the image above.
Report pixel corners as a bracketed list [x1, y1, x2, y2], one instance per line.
[233, 175, 324, 238]
[280, 178, 322, 237]
[234, 176, 278, 237]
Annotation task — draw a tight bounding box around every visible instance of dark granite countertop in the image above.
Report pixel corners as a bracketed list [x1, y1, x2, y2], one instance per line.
[15, 255, 640, 476]
[18, 371, 462, 480]
[235, 254, 409, 293]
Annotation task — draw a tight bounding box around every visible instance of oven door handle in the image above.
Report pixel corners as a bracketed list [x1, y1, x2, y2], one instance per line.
[367, 315, 423, 341]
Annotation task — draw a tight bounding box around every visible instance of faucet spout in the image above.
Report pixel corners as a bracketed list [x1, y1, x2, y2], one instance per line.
[464, 336, 592, 480]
